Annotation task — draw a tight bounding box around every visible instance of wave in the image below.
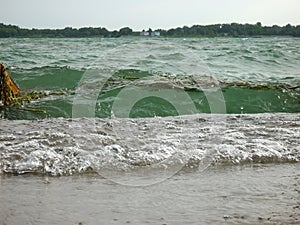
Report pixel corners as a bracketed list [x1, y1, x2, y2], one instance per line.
[0, 113, 299, 176]
[10, 66, 84, 90]
[1, 67, 299, 120]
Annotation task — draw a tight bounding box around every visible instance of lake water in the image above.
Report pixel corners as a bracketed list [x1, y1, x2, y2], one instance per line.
[0, 37, 299, 224]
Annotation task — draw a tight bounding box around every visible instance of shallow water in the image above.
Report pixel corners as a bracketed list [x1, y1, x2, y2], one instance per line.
[1, 163, 299, 225]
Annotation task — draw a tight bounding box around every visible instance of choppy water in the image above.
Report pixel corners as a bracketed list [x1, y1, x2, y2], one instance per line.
[0, 37, 300, 224]
[0, 37, 299, 173]
[0, 37, 299, 119]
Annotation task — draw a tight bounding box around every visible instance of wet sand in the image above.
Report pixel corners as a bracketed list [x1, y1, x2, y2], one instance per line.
[1, 163, 299, 225]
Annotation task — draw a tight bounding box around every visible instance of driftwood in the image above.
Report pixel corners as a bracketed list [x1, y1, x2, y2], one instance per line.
[0, 62, 20, 106]
[0, 63, 72, 115]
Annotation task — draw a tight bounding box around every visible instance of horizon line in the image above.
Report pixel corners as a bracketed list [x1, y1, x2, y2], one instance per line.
[2, 22, 299, 32]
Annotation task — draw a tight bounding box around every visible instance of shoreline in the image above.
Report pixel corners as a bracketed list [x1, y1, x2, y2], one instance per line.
[1, 163, 299, 225]
[0, 35, 299, 39]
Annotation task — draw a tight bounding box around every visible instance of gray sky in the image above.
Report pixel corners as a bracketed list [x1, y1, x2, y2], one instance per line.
[1, 0, 299, 30]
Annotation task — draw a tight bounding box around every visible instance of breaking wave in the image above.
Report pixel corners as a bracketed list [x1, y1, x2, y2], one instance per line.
[1, 113, 299, 176]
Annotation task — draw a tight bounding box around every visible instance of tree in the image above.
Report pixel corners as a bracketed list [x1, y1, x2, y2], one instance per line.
[119, 27, 133, 36]
[294, 25, 300, 37]
[110, 30, 120, 38]
[280, 24, 294, 36]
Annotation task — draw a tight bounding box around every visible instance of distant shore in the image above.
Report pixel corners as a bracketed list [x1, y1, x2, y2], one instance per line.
[1, 22, 299, 38]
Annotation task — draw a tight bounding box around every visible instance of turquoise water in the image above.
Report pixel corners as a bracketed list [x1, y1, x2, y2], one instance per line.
[0, 37, 299, 119]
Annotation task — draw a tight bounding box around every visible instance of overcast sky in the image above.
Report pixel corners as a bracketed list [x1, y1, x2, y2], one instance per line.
[1, 0, 299, 30]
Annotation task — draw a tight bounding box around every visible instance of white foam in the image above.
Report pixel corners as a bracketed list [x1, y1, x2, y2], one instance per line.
[0, 113, 299, 175]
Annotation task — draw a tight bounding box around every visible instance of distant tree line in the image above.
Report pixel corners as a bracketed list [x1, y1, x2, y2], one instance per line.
[0, 22, 300, 38]
[0, 24, 138, 38]
[157, 22, 300, 37]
